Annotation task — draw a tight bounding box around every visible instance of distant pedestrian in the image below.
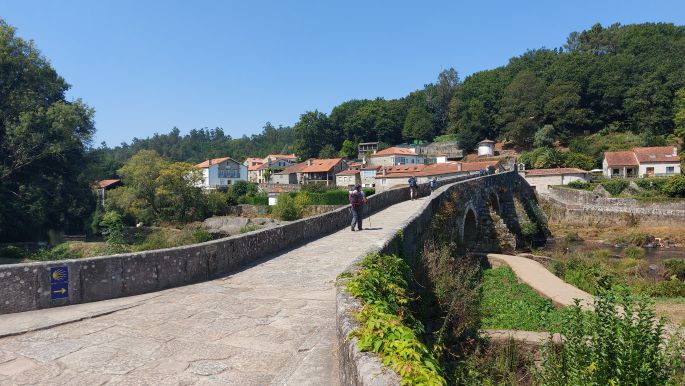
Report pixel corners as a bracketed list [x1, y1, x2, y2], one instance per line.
[349, 184, 367, 231]
[408, 175, 418, 200]
[429, 177, 437, 194]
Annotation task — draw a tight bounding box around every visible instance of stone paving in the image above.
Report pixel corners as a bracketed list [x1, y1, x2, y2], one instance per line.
[0, 197, 425, 386]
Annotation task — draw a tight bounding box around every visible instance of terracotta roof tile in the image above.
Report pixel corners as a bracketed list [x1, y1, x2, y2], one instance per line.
[336, 170, 360, 176]
[96, 179, 121, 188]
[195, 157, 236, 168]
[632, 146, 680, 163]
[604, 151, 638, 166]
[525, 168, 588, 176]
[459, 160, 501, 171]
[368, 147, 418, 157]
[300, 158, 344, 173]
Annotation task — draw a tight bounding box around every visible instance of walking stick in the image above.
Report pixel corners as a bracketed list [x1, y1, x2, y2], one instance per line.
[367, 205, 372, 229]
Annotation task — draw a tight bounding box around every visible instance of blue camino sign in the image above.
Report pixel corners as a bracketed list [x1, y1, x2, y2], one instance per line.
[50, 266, 69, 300]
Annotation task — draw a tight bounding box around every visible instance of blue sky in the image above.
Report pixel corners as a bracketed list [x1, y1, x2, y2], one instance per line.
[3, 1, 685, 146]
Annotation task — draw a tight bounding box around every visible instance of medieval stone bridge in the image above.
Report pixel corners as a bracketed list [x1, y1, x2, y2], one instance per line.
[0, 172, 545, 385]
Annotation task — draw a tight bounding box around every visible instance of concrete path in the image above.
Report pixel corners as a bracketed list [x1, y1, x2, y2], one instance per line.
[487, 253, 594, 309]
[0, 197, 425, 386]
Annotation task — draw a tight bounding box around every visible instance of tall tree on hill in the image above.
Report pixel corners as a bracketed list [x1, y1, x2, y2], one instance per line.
[293, 111, 331, 159]
[675, 88, 685, 142]
[0, 19, 96, 241]
[498, 70, 545, 146]
[402, 106, 434, 142]
[425, 68, 459, 133]
[543, 80, 590, 138]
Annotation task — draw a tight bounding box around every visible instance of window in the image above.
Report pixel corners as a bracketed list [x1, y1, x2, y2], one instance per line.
[612, 168, 619, 175]
[667, 166, 675, 173]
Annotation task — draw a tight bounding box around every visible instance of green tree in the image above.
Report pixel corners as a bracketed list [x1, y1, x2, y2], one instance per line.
[564, 152, 597, 170]
[402, 106, 435, 141]
[293, 111, 331, 159]
[498, 70, 545, 146]
[0, 19, 96, 241]
[674, 87, 685, 142]
[339, 139, 357, 159]
[318, 144, 337, 159]
[154, 162, 205, 222]
[117, 150, 169, 216]
[533, 124, 556, 148]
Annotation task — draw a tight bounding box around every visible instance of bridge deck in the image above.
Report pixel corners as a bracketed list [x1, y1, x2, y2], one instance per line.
[0, 197, 426, 385]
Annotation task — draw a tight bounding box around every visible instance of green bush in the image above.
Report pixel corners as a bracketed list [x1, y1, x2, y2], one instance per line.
[272, 193, 304, 221]
[190, 228, 213, 243]
[564, 232, 582, 243]
[0, 245, 27, 259]
[635, 177, 669, 191]
[346, 254, 446, 385]
[520, 221, 538, 239]
[636, 277, 685, 298]
[662, 175, 685, 198]
[564, 152, 597, 170]
[665, 259, 685, 280]
[99, 211, 125, 247]
[32, 243, 81, 261]
[562, 258, 614, 295]
[536, 292, 685, 385]
[567, 180, 590, 190]
[239, 194, 268, 206]
[624, 246, 646, 259]
[601, 179, 629, 196]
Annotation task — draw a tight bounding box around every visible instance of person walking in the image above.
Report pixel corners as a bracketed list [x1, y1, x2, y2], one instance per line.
[408, 175, 418, 200]
[349, 184, 367, 231]
[429, 176, 437, 195]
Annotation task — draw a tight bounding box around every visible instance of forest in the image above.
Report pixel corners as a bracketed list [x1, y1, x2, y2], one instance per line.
[3, 20, 685, 241]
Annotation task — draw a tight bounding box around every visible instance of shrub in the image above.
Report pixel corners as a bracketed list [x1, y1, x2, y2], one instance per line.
[624, 246, 646, 259]
[0, 245, 27, 259]
[664, 259, 685, 280]
[636, 277, 685, 298]
[346, 253, 446, 385]
[635, 177, 669, 191]
[32, 243, 82, 261]
[99, 211, 125, 247]
[272, 193, 304, 221]
[300, 183, 332, 193]
[562, 258, 614, 295]
[239, 194, 268, 206]
[662, 175, 685, 198]
[536, 292, 685, 385]
[239, 224, 260, 233]
[564, 152, 597, 170]
[190, 228, 213, 243]
[601, 179, 629, 196]
[520, 220, 538, 239]
[563, 232, 582, 243]
[567, 180, 590, 190]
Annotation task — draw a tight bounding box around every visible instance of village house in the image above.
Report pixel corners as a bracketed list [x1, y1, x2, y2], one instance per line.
[335, 169, 361, 188]
[95, 179, 122, 206]
[603, 146, 681, 178]
[300, 158, 347, 185]
[194, 157, 247, 190]
[244, 154, 298, 183]
[271, 160, 311, 184]
[360, 165, 382, 188]
[374, 160, 504, 191]
[519, 168, 590, 194]
[366, 147, 426, 166]
[357, 141, 379, 159]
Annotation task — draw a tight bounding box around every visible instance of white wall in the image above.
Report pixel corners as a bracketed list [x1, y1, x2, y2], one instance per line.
[524, 173, 588, 194]
[367, 155, 425, 166]
[478, 144, 494, 156]
[638, 162, 681, 177]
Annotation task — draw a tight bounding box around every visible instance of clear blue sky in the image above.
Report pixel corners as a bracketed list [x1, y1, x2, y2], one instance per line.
[3, 1, 685, 146]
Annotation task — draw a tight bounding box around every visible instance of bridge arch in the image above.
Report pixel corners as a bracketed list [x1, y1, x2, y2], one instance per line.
[461, 206, 478, 249]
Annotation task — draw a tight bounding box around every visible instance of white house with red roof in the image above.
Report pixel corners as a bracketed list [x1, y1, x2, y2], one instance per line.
[194, 157, 247, 189]
[244, 154, 298, 183]
[300, 158, 347, 185]
[603, 146, 680, 178]
[519, 168, 589, 193]
[366, 147, 426, 166]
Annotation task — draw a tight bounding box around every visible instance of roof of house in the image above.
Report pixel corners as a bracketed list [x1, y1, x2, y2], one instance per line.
[243, 157, 263, 165]
[604, 151, 639, 166]
[336, 170, 360, 176]
[96, 179, 121, 189]
[478, 139, 496, 144]
[300, 158, 344, 173]
[267, 153, 298, 160]
[195, 157, 238, 168]
[525, 168, 588, 176]
[274, 160, 311, 175]
[361, 165, 383, 170]
[368, 147, 419, 157]
[632, 146, 680, 163]
[459, 160, 501, 172]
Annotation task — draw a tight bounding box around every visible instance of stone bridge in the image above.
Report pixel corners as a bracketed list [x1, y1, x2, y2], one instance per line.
[0, 172, 546, 385]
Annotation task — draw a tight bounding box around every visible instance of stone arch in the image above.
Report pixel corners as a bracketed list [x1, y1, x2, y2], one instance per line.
[462, 207, 478, 250]
[487, 191, 500, 214]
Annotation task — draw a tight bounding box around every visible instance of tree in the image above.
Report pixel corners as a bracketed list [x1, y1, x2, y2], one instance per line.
[0, 19, 96, 241]
[339, 139, 357, 159]
[402, 107, 435, 141]
[498, 70, 545, 147]
[318, 144, 337, 159]
[154, 162, 205, 222]
[293, 111, 331, 159]
[543, 81, 590, 137]
[117, 150, 168, 216]
[533, 124, 556, 148]
[674, 87, 685, 142]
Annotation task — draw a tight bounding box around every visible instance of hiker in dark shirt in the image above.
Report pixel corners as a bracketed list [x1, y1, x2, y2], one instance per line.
[349, 185, 367, 231]
[429, 177, 437, 194]
[408, 176, 418, 200]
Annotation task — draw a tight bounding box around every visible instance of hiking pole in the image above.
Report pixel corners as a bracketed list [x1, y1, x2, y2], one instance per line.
[367, 206, 372, 229]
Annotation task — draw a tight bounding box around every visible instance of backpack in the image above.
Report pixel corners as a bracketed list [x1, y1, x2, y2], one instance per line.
[350, 190, 363, 207]
[409, 177, 417, 187]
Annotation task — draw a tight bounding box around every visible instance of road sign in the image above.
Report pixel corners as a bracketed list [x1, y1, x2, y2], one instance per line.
[50, 266, 68, 300]
[50, 266, 68, 284]
[50, 282, 68, 300]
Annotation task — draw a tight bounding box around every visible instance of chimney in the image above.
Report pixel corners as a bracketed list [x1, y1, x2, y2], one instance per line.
[307, 159, 312, 166]
[674, 147, 678, 156]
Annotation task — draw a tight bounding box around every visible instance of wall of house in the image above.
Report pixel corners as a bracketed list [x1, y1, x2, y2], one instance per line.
[524, 173, 588, 194]
[638, 162, 681, 177]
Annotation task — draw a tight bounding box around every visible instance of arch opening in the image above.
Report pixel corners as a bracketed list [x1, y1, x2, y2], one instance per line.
[488, 192, 500, 214]
[462, 209, 478, 250]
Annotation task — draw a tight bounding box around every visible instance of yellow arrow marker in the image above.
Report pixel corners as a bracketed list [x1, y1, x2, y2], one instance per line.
[53, 288, 66, 295]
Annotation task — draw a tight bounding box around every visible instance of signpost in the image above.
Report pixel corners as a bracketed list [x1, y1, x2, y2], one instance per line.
[50, 266, 69, 300]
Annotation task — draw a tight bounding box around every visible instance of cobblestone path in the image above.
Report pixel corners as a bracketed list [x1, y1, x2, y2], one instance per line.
[0, 198, 425, 385]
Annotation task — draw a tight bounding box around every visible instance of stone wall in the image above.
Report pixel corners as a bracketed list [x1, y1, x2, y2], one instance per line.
[0, 174, 470, 315]
[336, 172, 546, 385]
[544, 186, 685, 224]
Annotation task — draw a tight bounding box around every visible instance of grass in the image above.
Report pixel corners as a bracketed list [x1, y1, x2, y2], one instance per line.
[480, 266, 570, 332]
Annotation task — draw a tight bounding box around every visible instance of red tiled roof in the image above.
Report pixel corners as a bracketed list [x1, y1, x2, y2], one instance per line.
[96, 179, 121, 188]
[300, 158, 344, 173]
[248, 162, 264, 171]
[525, 168, 588, 176]
[478, 139, 496, 144]
[268, 153, 298, 160]
[336, 170, 360, 176]
[194, 157, 236, 168]
[459, 160, 501, 172]
[632, 147, 680, 163]
[604, 151, 638, 166]
[368, 147, 418, 157]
